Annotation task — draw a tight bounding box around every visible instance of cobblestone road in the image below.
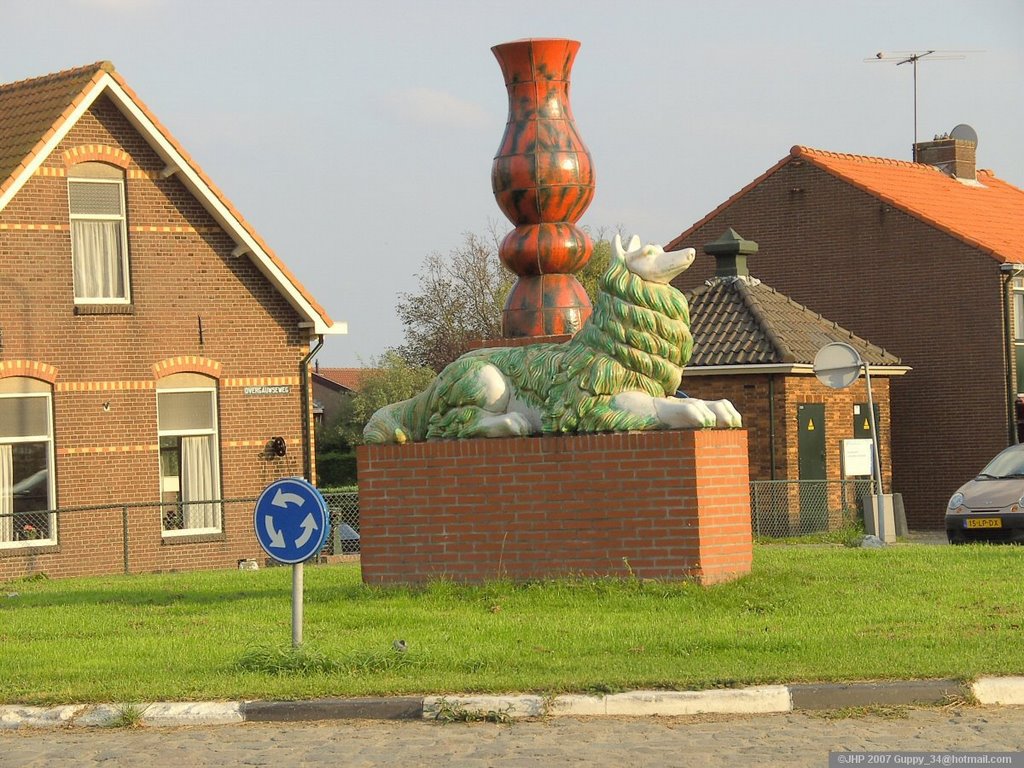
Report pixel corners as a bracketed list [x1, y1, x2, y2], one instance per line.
[4, 706, 1024, 767]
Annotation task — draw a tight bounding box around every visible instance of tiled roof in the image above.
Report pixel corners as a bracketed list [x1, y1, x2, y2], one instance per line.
[685, 277, 901, 368]
[313, 367, 368, 392]
[0, 62, 108, 200]
[666, 145, 1024, 264]
[0, 62, 338, 334]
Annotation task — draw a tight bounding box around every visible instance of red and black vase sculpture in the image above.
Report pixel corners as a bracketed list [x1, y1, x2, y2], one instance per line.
[491, 38, 594, 338]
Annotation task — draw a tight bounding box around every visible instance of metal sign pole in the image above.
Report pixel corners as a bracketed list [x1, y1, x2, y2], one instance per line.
[292, 562, 303, 648]
[863, 362, 887, 542]
[813, 342, 890, 546]
[254, 477, 329, 649]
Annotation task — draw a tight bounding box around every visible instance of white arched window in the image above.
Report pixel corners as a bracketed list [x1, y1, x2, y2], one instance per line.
[0, 377, 55, 546]
[156, 374, 221, 535]
[68, 161, 130, 304]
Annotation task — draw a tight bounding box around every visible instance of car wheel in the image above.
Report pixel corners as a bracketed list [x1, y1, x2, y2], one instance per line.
[947, 533, 966, 545]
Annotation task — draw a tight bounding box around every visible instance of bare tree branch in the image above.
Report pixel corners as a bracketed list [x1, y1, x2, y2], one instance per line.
[394, 228, 514, 371]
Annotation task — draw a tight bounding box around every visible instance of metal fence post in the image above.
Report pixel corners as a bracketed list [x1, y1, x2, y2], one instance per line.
[752, 482, 761, 537]
[122, 504, 130, 574]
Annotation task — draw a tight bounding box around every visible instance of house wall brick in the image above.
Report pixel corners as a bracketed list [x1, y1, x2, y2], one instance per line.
[357, 429, 752, 586]
[671, 161, 1002, 528]
[1, 95, 316, 579]
[681, 372, 893, 489]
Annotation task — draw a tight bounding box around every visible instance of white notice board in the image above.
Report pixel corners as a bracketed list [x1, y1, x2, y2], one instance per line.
[842, 438, 874, 477]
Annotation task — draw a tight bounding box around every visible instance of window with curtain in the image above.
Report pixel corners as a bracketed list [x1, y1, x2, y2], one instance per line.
[157, 382, 221, 534]
[68, 162, 130, 304]
[0, 385, 55, 547]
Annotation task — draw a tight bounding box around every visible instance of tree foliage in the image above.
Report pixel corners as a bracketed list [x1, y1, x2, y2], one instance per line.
[393, 228, 514, 372]
[335, 351, 436, 447]
[576, 233, 612, 304]
[392, 225, 618, 373]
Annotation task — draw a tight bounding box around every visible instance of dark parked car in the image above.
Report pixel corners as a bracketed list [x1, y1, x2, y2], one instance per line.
[946, 444, 1024, 544]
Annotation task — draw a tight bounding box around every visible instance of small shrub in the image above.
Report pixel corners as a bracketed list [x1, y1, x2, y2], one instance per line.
[239, 645, 344, 675]
[237, 644, 416, 676]
[433, 697, 513, 724]
[316, 451, 358, 486]
[107, 703, 145, 728]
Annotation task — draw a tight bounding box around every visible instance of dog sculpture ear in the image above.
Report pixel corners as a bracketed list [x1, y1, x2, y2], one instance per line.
[613, 233, 625, 261]
[613, 233, 643, 261]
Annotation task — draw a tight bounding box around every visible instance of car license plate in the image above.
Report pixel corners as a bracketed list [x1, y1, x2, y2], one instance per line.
[965, 518, 1002, 529]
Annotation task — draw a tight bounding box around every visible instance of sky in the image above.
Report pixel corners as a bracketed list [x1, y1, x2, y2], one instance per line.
[2, 0, 1022, 367]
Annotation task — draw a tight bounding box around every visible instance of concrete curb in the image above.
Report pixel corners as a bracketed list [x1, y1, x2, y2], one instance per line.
[789, 679, 966, 710]
[0, 677, 1009, 729]
[972, 676, 1024, 705]
[244, 697, 423, 722]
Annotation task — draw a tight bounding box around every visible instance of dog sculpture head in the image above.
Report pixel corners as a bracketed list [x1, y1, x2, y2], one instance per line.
[614, 233, 695, 285]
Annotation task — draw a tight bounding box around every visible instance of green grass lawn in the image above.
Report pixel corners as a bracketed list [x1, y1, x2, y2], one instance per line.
[2, 543, 1023, 705]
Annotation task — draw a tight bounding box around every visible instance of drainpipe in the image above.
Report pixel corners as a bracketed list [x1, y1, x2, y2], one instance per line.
[300, 335, 324, 482]
[1001, 264, 1023, 444]
[768, 374, 777, 480]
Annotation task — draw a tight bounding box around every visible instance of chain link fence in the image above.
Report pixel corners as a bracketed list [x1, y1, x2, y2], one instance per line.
[321, 491, 359, 555]
[0, 490, 361, 568]
[1, 505, 52, 544]
[750, 479, 874, 538]
[3, 481, 872, 571]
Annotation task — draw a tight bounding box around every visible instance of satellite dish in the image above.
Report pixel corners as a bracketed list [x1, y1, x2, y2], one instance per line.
[813, 342, 863, 389]
[950, 123, 978, 146]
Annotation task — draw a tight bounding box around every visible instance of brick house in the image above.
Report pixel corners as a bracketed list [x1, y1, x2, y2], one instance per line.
[666, 137, 1024, 529]
[679, 228, 907, 535]
[0, 62, 345, 578]
[311, 365, 366, 430]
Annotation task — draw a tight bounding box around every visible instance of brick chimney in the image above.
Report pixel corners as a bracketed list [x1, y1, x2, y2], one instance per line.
[914, 136, 976, 180]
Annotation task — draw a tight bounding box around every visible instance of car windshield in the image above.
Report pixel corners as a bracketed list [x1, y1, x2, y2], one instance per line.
[978, 447, 1024, 479]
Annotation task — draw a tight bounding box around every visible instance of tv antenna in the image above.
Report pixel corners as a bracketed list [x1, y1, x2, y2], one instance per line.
[865, 50, 979, 160]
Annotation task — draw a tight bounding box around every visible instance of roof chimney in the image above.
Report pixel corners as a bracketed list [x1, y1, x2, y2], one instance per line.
[914, 124, 977, 180]
[704, 228, 758, 279]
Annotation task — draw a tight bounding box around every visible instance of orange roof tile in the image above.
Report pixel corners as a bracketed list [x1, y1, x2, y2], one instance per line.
[0, 62, 109, 199]
[0, 62, 338, 332]
[666, 145, 1024, 264]
[313, 367, 369, 392]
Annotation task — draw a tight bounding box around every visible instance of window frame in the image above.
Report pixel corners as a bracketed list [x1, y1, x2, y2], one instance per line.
[0, 387, 56, 549]
[67, 173, 131, 305]
[156, 384, 222, 538]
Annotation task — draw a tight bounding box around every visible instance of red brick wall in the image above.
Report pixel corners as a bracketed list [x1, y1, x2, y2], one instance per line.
[0, 95, 314, 579]
[670, 161, 1004, 528]
[357, 430, 752, 586]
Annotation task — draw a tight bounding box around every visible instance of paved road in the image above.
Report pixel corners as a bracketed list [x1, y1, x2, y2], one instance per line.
[3, 706, 1023, 767]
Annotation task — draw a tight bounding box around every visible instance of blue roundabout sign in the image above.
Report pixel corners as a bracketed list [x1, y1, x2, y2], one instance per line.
[253, 477, 331, 564]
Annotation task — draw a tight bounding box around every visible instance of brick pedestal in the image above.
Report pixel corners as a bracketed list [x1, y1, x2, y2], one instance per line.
[356, 429, 751, 585]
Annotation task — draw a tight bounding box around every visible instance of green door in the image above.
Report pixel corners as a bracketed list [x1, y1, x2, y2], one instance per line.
[853, 403, 880, 445]
[852, 402, 881, 508]
[798, 403, 827, 532]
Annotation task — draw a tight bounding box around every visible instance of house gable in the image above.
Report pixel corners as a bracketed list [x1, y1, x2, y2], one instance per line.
[0, 62, 343, 338]
[667, 145, 1024, 265]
